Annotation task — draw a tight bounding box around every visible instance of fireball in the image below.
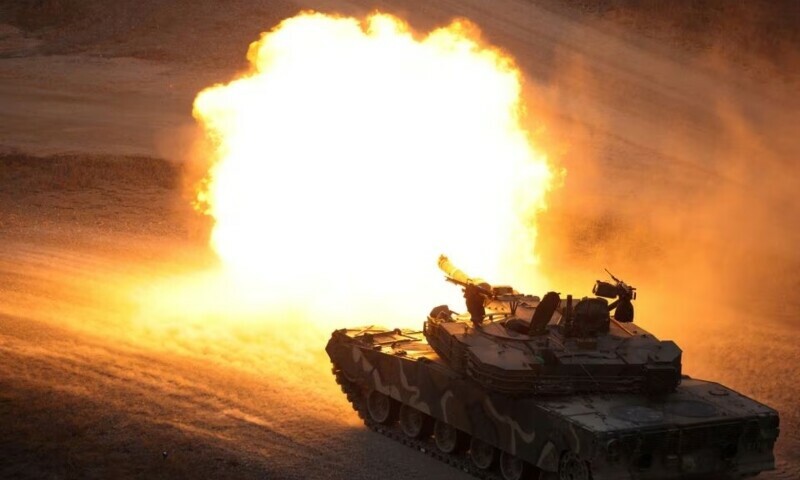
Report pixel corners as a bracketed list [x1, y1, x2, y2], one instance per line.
[192, 12, 555, 325]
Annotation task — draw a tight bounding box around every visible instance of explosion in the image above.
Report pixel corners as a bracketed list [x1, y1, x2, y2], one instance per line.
[192, 12, 555, 325]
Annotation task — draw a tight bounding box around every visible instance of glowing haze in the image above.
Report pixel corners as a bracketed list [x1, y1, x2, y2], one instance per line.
[192, 12, 555, 326]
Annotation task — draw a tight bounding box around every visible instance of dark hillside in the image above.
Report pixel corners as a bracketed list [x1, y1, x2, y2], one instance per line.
[2, 0, 798, 80]
[545, 0, 800, 82]
[0, 0, 300, 67]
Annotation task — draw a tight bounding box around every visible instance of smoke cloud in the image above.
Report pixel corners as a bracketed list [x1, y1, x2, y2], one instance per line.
[512, 12, 800, 428]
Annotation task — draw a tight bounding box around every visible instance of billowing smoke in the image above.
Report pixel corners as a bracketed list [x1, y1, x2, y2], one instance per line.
[517, 10, 800, 423]
[190, 12, 556, 328]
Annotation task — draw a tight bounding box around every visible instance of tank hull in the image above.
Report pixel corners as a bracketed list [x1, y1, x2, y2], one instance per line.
[326, 326, 779, 480]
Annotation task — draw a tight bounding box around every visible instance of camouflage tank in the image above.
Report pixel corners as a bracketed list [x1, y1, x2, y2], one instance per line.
[326, 258, 779, 480]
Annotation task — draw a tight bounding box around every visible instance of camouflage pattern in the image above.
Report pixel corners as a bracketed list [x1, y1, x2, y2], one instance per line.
[429, 255, 682, 396]
[425, 310, 682, 395]
[326, 327, 779, 479]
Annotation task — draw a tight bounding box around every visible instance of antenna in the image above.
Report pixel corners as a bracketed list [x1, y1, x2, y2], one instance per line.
[604, 268, 621, 283]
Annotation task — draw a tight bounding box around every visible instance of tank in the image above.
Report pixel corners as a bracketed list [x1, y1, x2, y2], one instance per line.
[426, 255, 682, 396]
[326, 257, 779, 480]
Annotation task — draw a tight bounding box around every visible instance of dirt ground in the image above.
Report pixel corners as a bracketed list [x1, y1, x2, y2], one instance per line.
[1, 0, 799, 479]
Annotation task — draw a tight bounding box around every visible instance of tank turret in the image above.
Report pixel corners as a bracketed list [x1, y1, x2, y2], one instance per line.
[427, 255, 681, 396]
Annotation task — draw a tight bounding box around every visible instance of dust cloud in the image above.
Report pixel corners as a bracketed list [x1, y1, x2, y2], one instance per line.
[512, 12, 800, 464]
[0, 235, 359, 422]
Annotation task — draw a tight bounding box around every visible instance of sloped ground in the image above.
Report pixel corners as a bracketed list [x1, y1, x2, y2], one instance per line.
[0, 155, 469, 479]
[1, 153, 797, 479]
[543, 0, 799, 84]
[0, 0, 798, 478]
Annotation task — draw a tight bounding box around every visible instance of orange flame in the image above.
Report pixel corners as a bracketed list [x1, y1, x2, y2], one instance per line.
[192, 12, 555, 326]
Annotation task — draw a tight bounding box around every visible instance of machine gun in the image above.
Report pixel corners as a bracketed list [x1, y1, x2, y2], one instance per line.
[593, 269, 636, 322]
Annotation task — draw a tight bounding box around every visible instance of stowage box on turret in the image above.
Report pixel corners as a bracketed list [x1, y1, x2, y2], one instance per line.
[326, 257, 779, 480]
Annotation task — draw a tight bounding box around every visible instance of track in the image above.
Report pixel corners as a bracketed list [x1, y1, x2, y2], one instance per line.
[333, 369, 512, 480]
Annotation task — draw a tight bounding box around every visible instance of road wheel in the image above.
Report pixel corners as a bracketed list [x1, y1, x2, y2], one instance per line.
[469, 437, 497, 470]
[558, 451, 590, 480]
[434, 420, 468, 454]
[367, 390, 398, 425]
[399, 404, 433, 439]
[500, 451, 536, 480]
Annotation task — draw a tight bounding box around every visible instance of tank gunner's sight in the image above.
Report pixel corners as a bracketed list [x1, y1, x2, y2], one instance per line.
[593, 269, 636, 323]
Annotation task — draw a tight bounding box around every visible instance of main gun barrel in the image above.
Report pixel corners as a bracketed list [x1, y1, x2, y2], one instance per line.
[437, 255, 487, 288]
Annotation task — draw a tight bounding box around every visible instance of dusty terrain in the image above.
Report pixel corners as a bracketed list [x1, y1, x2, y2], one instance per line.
[1, 0, 799, 479]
